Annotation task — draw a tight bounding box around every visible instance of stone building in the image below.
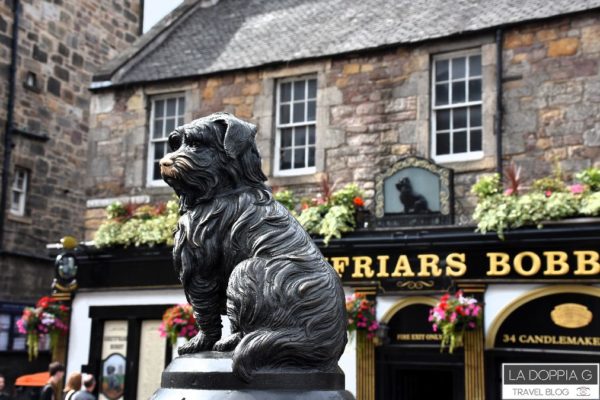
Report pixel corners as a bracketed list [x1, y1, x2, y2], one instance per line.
[75, 1, 600, 399]
[0, 0, 142, 388]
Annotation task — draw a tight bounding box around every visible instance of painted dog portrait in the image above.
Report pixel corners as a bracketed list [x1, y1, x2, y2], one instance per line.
[159, 112, 347, 382]
[396, 177, 430, 214]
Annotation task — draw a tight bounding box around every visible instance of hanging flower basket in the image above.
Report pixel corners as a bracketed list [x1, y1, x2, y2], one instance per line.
[17, 296, 69, 360]
[158, 304, 198, 346]
[428, 291, 481, 353]
[346, 293, 379, 341]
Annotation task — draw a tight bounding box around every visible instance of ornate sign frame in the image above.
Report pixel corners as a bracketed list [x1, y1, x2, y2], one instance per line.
[374, 156, 454, 226]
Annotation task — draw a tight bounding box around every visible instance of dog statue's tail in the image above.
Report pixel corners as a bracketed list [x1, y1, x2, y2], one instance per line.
[227, 257, 348, 382]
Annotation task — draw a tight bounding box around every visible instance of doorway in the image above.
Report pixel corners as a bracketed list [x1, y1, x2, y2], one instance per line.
[376, 345, 464, 400]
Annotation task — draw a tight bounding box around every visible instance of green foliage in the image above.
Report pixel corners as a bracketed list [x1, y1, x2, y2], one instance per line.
[95, 199, 179, 248]
[580, 192, 600, 215]
[471, 174, 501, 199]
[319, 205, 356, 245]
[576, 167, 600, 191]
[281, 182, 365, 245]
[273, 189, 297, 212]
[472, 167, 600, 238]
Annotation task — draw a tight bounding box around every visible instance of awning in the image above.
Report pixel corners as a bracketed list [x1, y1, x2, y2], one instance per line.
[15, 371, 49, 387]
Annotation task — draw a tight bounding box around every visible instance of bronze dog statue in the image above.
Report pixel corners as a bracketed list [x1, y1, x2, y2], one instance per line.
[160, 112, 347, 382]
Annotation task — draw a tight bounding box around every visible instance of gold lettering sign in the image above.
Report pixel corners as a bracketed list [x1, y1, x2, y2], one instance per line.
[326, 250, 600, 280]
[550, 303, 593, 329]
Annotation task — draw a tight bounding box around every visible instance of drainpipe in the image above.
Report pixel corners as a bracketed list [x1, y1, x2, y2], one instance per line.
[495, 27, 504, 177]
[0, 0, 20, 250]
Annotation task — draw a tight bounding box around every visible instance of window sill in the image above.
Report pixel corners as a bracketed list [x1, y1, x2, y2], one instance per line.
[269, 172, 324, 187]
[7, 213, 32, 225]
[436, 155, 496, 173]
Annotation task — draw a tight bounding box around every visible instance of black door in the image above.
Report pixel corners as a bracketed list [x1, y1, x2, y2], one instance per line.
[376, 345, 464, 400]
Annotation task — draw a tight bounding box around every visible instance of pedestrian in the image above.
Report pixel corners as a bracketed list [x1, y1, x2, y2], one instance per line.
[71, 375, 95, 400]
[0, 373, 11, 400]
[62, 373, 81, 400]
[40, 362, 65, 400]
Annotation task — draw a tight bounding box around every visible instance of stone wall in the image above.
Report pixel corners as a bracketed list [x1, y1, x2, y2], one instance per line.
[0, 0, 140, 255]
[86, 12, 600, 238]
[0, 0, 141, 300]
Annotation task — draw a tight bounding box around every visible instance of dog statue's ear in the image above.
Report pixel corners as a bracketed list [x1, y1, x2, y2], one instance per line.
[213, 113, 257, 159]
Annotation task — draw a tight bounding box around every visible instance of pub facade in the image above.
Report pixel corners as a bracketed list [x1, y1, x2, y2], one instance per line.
[63, 1, 600, 399]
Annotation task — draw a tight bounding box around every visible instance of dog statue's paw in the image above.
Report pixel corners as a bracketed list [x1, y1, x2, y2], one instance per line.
[213, 332, 242, 352]
[177, 332, 218, 354]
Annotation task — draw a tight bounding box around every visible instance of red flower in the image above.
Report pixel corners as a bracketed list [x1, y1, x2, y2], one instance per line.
[353, 197, 365, 207]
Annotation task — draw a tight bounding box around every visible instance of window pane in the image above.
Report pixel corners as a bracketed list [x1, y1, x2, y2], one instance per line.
[293, 102, 305, 123]
[154, 142, 165, 160]
[470, 106, 482, 127]
[166, 98, 177, 116]
[293, 81, 305, 100]
[12, 315, 25, 351]
[153, 162, 161, 181]
[308, 146, 315, 167]
[153, 120, 163, 138]
[471, 129, 482, 151]
[308, 79, 317, 98]
[469, 55, 482, 76]
[165, 118, 176, 133]
[280, 82, 292, 102]
[435, 84, 448, 105]
[11, 192, 20, 209]
[452, 57, 466, 79]
[306, 100, 316, 121]
[469, 79, 482, 101]
[436, 110, 450, 131]
[294, 148, 305, 168]
[279, 104, 290, 124]
[452, 81, 466, 103]
[294, 127, 306, 146]
[453, 108, 467, 129]
[435, 59, 449, 81]
[154, 100, 164, 118]
[281, 128, 292, 147]
[436, 133, 450, 155]
[453, 131, 467, 153]
[0, 314, 10, 351]
[178, 117, 184, 126]
[308, 126, 316, 145]
[178, 98, 186, 115]
[281, 149, 292, 170]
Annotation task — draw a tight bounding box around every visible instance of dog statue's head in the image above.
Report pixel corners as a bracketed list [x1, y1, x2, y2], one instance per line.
[396, 177, 412, 193]
[160, 112, 268, 204]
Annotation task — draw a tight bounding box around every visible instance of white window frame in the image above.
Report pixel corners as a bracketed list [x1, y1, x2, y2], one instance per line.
[146, 93, 186, 186]
[431, 49, 484, 163]
[9, 167, 28, 216]
[274, 75, 318, 177]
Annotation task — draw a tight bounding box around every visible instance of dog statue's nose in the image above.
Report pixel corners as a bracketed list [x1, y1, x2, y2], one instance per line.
[160, 157, 174, 167]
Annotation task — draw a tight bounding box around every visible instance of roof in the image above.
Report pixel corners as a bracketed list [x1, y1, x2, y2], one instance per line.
[93, 0, 600, 88]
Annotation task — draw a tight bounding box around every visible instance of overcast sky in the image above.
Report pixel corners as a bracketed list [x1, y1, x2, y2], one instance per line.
[143, 0, 184, 33]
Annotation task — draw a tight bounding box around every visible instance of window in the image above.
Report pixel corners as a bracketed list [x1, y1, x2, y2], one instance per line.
[432, 51, 483, 162]
[0, 310, 29, 352]
[147, 94, 185, 185]
[10, 167, 28, 216]
[274, 76, 317, 176]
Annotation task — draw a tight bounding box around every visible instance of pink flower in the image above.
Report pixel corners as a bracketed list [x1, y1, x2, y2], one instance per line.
[449, 312, 457, 323]
[468, 322, 476, 329]
[569, 184, 585, 194]
[545, 190, 553, 197]
[504, 188, 514, 196]
[432, 324, 438, 332]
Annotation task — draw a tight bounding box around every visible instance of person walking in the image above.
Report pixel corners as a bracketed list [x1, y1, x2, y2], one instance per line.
[40, 362, 65, 400]
[72, 375, 95, 400]
[62, 373, 81, 400]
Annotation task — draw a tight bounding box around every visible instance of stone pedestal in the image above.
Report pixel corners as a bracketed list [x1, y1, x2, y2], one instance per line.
[151, 352, 355, 399]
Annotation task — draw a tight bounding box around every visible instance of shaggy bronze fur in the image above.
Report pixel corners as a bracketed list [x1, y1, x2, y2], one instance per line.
[160, 112, 347, 382]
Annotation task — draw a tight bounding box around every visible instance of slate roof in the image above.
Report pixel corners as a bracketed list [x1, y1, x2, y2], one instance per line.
[93, 0, 600, 88]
